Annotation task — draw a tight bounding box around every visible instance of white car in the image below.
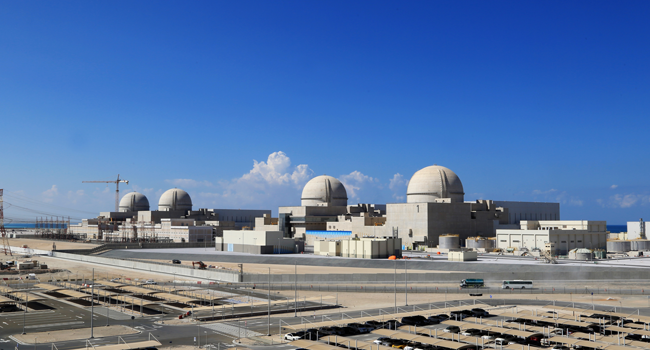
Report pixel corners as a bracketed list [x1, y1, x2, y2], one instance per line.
[481, 334, 494, 340]
[374, 337, 389, 344]
[284, 333, 303, 341]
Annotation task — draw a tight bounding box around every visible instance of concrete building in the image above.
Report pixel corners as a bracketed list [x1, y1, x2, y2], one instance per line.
[70, 189, 270, 243]
[256, 165, 560, 250]
[314, 236, 401, 259]
[496, 220, 608, 255]
[215, 230, 301, 254]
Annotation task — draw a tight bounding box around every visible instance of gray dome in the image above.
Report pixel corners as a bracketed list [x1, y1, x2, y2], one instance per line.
[119, 192, 150, 212]
[407, 165, 464, 203]
[301, 175, 348, 207]
[158, 188, 193, 211]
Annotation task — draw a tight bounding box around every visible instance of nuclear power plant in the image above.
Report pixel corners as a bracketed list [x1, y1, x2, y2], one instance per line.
[71, 164, 615, 256]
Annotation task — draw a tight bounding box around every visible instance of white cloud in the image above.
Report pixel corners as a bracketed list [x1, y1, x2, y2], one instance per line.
[597, 193, 650, 208]
[611, 184, 618, 189]
[165, 179, 213, 188]
[42, 185, 59, 202]
[196, 151, 313, 209]
[238, 151, 311, 187]
[339, 171, 378, 201]
[389, 173, 408, 201]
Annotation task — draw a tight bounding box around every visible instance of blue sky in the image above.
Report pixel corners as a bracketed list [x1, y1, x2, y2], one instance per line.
[1, 1, 648, 224]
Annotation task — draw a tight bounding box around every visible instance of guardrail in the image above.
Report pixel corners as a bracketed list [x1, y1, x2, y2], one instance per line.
[232, 283, 650, 295]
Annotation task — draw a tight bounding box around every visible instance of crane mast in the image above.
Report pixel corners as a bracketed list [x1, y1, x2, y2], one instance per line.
[82, 174, 129, 212]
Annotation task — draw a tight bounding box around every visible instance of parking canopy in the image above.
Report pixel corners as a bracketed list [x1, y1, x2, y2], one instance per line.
[320, 335, 393, 350]
[372, 329, 477, 350]
[289, 339, 341, 350]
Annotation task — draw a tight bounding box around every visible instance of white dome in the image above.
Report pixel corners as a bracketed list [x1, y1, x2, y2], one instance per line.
[158, 188, 193, 211]
[301, 175, 348, 207]
[119, 192, 150, 212]
[406, 165, 464, 203]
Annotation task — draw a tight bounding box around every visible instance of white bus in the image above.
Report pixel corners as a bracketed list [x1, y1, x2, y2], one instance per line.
[502, 280, 533, 289]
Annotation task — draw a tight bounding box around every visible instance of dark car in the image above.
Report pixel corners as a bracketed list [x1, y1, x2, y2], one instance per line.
[384, 319, 402, 330]
[450, 310, 473, 320]
[471, 308, 490, 317]
[172, 259, 181, 264]
[401, 316, 426, 326]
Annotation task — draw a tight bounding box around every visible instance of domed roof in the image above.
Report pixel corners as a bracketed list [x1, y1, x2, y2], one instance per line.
[158, 188, 193, 211]
[406, 165, 464, 203]
[301, 175, 348, 207]
[118, 192, 150, 212]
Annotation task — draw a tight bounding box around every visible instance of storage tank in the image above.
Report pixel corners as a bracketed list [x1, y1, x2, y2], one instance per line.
[631, 239, 650, 251]
[439, 234, 460, 249]
[574, 248, 593, 261]
[465, 236, 495, 249]
[607, 240, 631, 253]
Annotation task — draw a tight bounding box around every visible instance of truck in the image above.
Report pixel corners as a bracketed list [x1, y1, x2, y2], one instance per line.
[460, 278, 484, 288]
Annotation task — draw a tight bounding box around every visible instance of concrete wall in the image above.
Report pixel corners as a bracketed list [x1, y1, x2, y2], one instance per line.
[492, 201, 560, 225]
[52, 252, 242, 282]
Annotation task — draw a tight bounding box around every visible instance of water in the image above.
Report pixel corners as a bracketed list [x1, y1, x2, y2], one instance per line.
[607, 225, 626, 233]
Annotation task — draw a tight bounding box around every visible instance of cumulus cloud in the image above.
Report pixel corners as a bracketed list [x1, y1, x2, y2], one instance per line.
[42, 185, 59, 202]
[611, 185, 618, 189]
[389, 173, 408, 201]
[196, 151, 313, 209]
[165, 179, 213, 188]
[238, 151, 311, 187]
[339, 171, 378, 201]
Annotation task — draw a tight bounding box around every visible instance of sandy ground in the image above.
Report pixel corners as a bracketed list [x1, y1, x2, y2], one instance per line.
[149, 258, 459, 275]
[6, 238, 98, 251]
[13, 325, 137, 344]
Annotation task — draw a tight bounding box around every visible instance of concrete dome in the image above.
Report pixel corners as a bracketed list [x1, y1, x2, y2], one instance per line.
[406, 165, 464, 203]
[118, 192, 150, 212]
[301, 175, 348, 207]
[158, 188, 193, 211]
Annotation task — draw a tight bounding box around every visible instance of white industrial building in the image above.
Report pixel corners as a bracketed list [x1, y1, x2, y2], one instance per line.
[496, 220, 607, 255]
[314, 236, 401, 259]
[70, 188, 270, 243]
[215, 230, 299, 254]
[254, 165, 561, 249]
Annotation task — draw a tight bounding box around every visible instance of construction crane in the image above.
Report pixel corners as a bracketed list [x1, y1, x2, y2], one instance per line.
[83, 174, 129, 212]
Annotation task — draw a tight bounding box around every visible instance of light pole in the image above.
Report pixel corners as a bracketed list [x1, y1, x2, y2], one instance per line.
[22, 291, 28, 334]
[197, 321, 200, 347]
[90, 268, 94, 339]
[268, 267, 271, 336]
[405, 259, 408, 306]
[394, 260, 397, 313]
[294, 261, 297, 317]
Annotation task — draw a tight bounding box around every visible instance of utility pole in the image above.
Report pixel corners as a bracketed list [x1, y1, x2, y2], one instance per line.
[405, 259, 408, 306]
[268, 267, 271, 336]
[90, 268, 94, 338]
[0, 189, 12, 256]
[294, 262, 297, 317]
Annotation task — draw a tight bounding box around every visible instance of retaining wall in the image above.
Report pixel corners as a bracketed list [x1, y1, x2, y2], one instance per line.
[52, 252, 242, 282]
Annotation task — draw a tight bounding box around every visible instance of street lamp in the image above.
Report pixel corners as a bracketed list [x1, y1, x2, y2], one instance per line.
[267, 267, 271, 336]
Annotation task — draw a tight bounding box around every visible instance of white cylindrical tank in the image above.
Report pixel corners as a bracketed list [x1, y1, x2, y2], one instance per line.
[574, 248, 593, 261]
[465, 237, 495, 249]
[632, 240, 650, 251]
[607, 240, 631, 253]
[439, 234, 460, 249]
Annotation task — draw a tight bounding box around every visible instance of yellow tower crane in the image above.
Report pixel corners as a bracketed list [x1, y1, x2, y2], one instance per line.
[83, 174, 129, 212]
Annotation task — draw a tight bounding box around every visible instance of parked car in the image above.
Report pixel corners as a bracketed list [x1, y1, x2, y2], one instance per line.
[374, 337, 391, 345]
[172, 259, 181, 264]
[471, 308, 490, 317]
[402, 316, 426, 326]
[284, 332, 304, 341]
[443, 325, 460, 333]
[426, 315, 441, 324]
[460, 329, 482, 336]
[348, 322, 374, 333]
